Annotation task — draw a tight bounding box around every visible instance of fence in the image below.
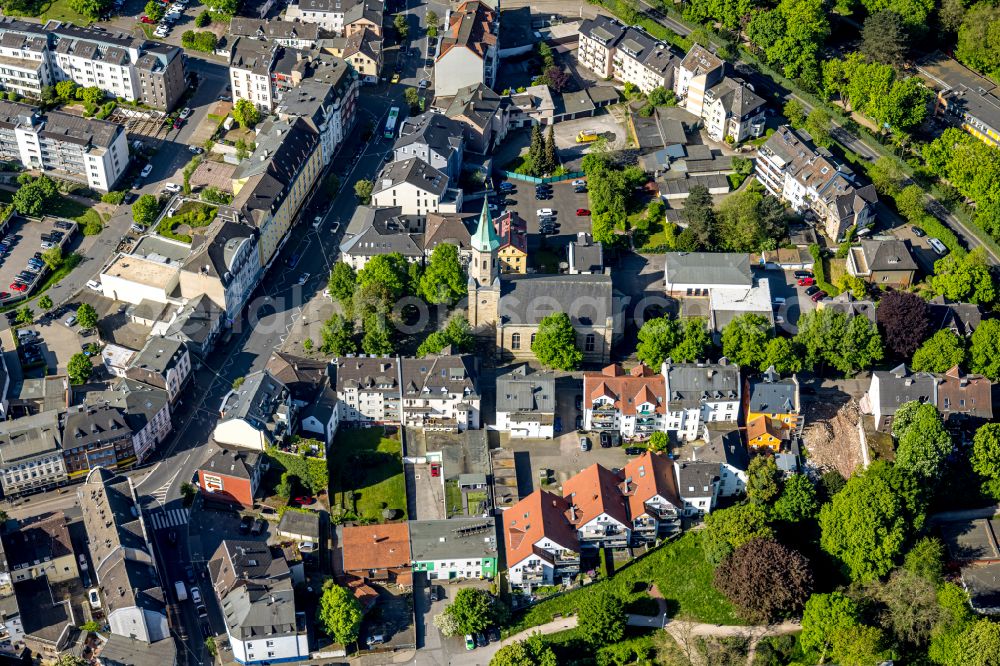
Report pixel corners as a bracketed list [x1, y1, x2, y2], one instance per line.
[496, 169, 586, 184]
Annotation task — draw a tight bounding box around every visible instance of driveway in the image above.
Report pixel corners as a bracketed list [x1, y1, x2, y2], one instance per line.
[765, 269, 815, 335]
[406, 462, 447, 521]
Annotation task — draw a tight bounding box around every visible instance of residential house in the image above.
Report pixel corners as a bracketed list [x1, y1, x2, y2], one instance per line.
[0, 512, 77, 585]
[409, 519, 498, 580]
[399, 354, 481, 431]
[264, 352, 330, 404]
[664, 360, 741, 442]
[82, 379, 171, 465]
[663, 251, 774, 332]
[207, 540, 306, 665]
[0, 100, 128, 192]
[435, 1, 499, 96]
[393, 113, 465, 179]
[700, 76, 765, 143]
[370, 157, 461, 215]
[582, 363, 667, 440]
[164, 294, 226, 357]
[693, 424, 749, 497]
[495, 211, 527, 274]
[673, 43, 724, 117]
[563, 464, 631, 549]
[332, 355, 400, 424]
[339, 523, 412, 586]
[940, 517, 1000, 614]
[340, 28, 381, 82]
[862, 364, 938, 432]
[818, 291, 877, 323]
[442, 83, 508, 154]
[276, 64, 360, 166]
[0, 410, 66, 498]
[179, 219, 262, 320]
[228, 38, 278, 111]
[674, 460, 720, 516]
[124, 336, 191, 404]
[493, 364, 556, 439]
[12, 577, 76, 663]
[79, 467, 168, 643]
[197, 448, 262, 507]
[214, 370, 295, 449]
[619, 451, 683, 541]
[340, 205, 424, 269]
[228, 18, 320, 49]
[937, 365, 993, 427]
[503, 490, 580, 590]
[928, 295, 984, 338]
[577, 16, 679, 94]
[846, 239, 918, 288]
[299, 385, 340, 445]
[743, 367, 802, 452]
[232, 116, 323, 270]
[96, 634, 177, 666]
[568, 233, 604, 275]
[285, 0, 384, 37]
[756, 125, 878, 242]
[62, 405, 137, 477]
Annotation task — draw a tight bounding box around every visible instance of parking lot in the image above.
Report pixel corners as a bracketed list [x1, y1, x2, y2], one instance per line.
[0, 216, 75, 305]
[550, 112, 629, 154]
[507, 435, 633, 496]
[406, 461, 447, 521]
[493, 178, 594, 266]
[767, 268, 817, 334]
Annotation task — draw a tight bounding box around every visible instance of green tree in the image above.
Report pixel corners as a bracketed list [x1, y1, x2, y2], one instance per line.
[417, 315, 474, 356]
[38, 295, 53, 311]
[904, 536, 945, 585]
[722, 313, 773, 369]
[327, 262, 356, 305]
[800, 592, 862, 662]
[67, 353, 94, 385]
[831, 624, 888, 666]
[716, 189, 787, 252]
[444, 588, 494, 635]
[678, 185, 716, 250]
[358, 253, 408, 299]
[204, 637, 217, 657]
[12, 179, 52, 216]
[819, 461, 925, 582]
[783, 98, 806, 127]
[773, 474, 818, 522]
[895, 184, 927, 221]
[969, 319, 1000, 380]
[861, 10, 908, 66]
[15, 306, 32, 325]
[527, 125, 544, 176]
[956, 618, 1000, 666]
[671, 318, 712, 363]
[531, 312, 583, 371]
[972, 423, 1000, 500]
[647, 431, 671, 453]
[55, 80, 78, 102]
[803, 108, 833, 147]
[394, 13, 409, 38]
[76, 303, 98, 330]
[577, 590, 626, 645]
[931, 247, 996, 305]
[232, 99, 260, 129]
[144, 0, 165, 20]
[956, 4, 1000, 79]
[404, 87, 421, 112]
[892, 401, 952, 480]
[760, 337, 803, 374]
[276, 471, 294, 499]
[419, 244, 465, 304]
[746, 455, 782, 504]
[317, 580, 362, 645]
[542, 125, 558, 175]
[361, 315, 393, 356]
[636, 316, 681, 368]
[795, 307, 883, 375]
[490, 635, 557, 666]
[79, 86, 104, 107]
[210, 0, 238, 16]
[132, 194, 161, 227]
[354, 179, 374, 204]
[929, 583, 976, 665]
[911, 329, 966, 372]
[195, 10, 211, 26]
[702, 502, 774, 565]
[68, 0, 108, 21]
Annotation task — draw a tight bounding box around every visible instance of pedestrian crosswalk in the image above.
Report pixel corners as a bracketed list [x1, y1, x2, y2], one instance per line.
[147, 508, 190, 531]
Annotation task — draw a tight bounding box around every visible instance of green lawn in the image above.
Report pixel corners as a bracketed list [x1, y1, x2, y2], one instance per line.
[7, 0, 93, 24]
[329, 428, 407, 522]
[505, 532, 741, 635]
[445, 478, 463, 517]
[51, 196, 89, 219]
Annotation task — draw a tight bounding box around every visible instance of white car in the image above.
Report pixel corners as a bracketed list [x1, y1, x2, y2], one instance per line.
[418, 79, 430, 89]
[140, 164, 153, 178]
[188, 146, 204, 154]
[312, 215, 323, 229]
[536, 208, 554, 217]
[88, 588, 101, 609]
[190, 586, 203, 605]
[331, 221, 340, 233]
[297, 273, 310, 285]
[164, 183, 181, 193]
[572, 179, 586, 187]
[178, 107, 192, 120]
[86, 279, 101, 291]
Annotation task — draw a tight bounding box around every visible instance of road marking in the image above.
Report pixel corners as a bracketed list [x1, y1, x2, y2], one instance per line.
[149, 507, 191, 530]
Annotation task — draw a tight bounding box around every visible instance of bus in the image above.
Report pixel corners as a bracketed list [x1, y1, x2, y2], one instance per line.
[384, 107, 400, 139]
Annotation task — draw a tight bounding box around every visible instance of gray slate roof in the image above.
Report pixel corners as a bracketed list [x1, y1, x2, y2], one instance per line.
[747, 369, 797, 414]
[872, 364, 938, 415]
[199, 448, 261, 480]
[496, 364, 556, 414]
[0, 409, 61, 464]
[409, 519, 497, 562]
[666, 363, 740, 409]
[277, 509, 321, 539]
[858, 239, 918, 272]
[664, 252, 751, 287]
[499, 273, 614, 327]
[675, 460, 720, 496]
[221, 579, 301, 640]
[373, 157, 449, 196]
[395, 113, 464, 159]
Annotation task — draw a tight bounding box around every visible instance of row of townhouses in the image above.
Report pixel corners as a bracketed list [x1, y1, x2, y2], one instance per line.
[0, 18, 185, 110]
[0, 337, 191, 497]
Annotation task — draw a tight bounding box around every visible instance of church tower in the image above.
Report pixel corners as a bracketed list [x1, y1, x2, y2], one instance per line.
[468, 198, 501, 328]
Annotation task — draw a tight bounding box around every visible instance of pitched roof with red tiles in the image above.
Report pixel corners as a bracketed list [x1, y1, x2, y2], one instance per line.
[562, 463, 630, 528]
[496, 211, 527, 254]
[583, 364, 667, 415]
[619, 451, 680, 518]
[439, 0, 497, 60]
[341, 523, 411, 572]
[747, 415, 787, 443]
[503, 490, 579, 567]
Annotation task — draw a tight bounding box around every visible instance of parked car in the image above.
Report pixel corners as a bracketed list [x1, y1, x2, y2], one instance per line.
[250, 518, 265, 536]
[164, 182, 181, 193]
[297, 272, 310, 285]
[140, 164, 153, 178]
[797, 277, 815, 286]
[390, 72, 400, 83]
[239, 515, 253, 533]
[464, 635, 475, 651]
[534, 191, 551, 200]
[54, 221, 73, 230]
[190, 586, 203, 605]
[793, 270, 813, 279]
[572, 179, 586, 187]
[293, 496, 315, 505]
[10, 282, 26, 292]
[804, 285, 820, 296]
[498, 182, 515, 191]
[625, 447, 645, 455]
[178, 107, 192, 120]
[140, 15, 155, 23]
[576, 208, 591, 216]
[188, 146, 204, 154]
[430, 463, 440, 477]
[185, 566, 196, 583]
[912, 226, 927, 237]
[172, 118, 183, 129]
[366, 635, 385, 647]
[536, 208, 554, 217]
[579, 436, 591, 451]
[928, 237, 948, 256]
[418, 79, 430, 89]
[811, 290, 828, 302]
[64, 314, 77, 327]
[475, 633, 488, 648]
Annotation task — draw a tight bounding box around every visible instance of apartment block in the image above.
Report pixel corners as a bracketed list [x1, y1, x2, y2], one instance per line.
[370, 156, 461, 215]
[578, 16, 677, 94]
[756, 125, 878, 242]
[0, 410, 66, 498]
[435, 0, 499, 96]
[582, 363, 667, 440]
[0, 99, 128, 192]
[664, 361, 741, 441]
[285, 0, 384, 37]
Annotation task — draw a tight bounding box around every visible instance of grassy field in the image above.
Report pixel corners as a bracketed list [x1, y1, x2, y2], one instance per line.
[329, 428, 407, 522]
[7, 0, 92, 25]
[505, 532, 741, 635]
[445, 479, 463, 518]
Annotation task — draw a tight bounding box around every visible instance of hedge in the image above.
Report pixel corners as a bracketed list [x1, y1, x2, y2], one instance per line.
[808, 243, 840, 296]
[266, 441, 328, 494]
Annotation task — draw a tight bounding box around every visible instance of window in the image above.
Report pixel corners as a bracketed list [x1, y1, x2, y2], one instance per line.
[585, 334, 595, 352]
[511, 333, 520, 350]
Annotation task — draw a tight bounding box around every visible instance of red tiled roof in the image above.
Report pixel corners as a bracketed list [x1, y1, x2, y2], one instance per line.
[439, 0, 497, 60]
[562, 463, 630, 528]
[583, 363, 666, 415]
[619, 452, 680, 519]
[503, 490, 578, 567]
[341, 523, 411, 572]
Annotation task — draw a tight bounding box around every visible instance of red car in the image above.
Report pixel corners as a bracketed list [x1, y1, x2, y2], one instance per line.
[293, 496, 315, 506]
[173, 118, 183, 129]
[0, 292, 9, 299]
[10, 283, 26, 292]
[576, 208, 591, 216]
[139, 15, 155, 23]
[810, 290, 828, 302]
[797, 277, 815, 286]
[430, 463, 441, 477]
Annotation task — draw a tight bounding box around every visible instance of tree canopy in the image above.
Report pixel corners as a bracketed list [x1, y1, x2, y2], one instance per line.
[930, 247, 996, 305]
[721, 313, 773, 369]
[419, 244, 465, 304]
[316, 580, 362, 645]
[773, 474, 819, 522]
[444, 588, 496, 635]
[132, 194, 161, 227]
[67, 353, 94, 385]
[972, 423, 1000, 500]
[531, 312, 583, 371]
[489, 635, 557, 666]
[714, 538, 813, 622]
[876, 291, 930, 359]
[232, 99, 261, 129]
[357, 253, 409, 300]
[892, 401, 953, 480]
[794, 307, 883, 375]
[911, 330, 966, 373]
[702, 502, 775, 565]
[577, 590, 626, 645]
[969, 319, 1000, 380]
[417, 315, 474, 357]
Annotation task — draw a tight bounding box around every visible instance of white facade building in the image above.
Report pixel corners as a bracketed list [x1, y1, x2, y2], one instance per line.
[664, 362, 741, 441]
[434, 1, 499, 97]
[370, 157, 453, 216]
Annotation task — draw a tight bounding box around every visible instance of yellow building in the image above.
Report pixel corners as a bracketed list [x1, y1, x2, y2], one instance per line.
[233, 117, 323, 269]
[743, 367, 801, 451]
[496, 211, 527, 274]
[746, 416, 786, 451]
